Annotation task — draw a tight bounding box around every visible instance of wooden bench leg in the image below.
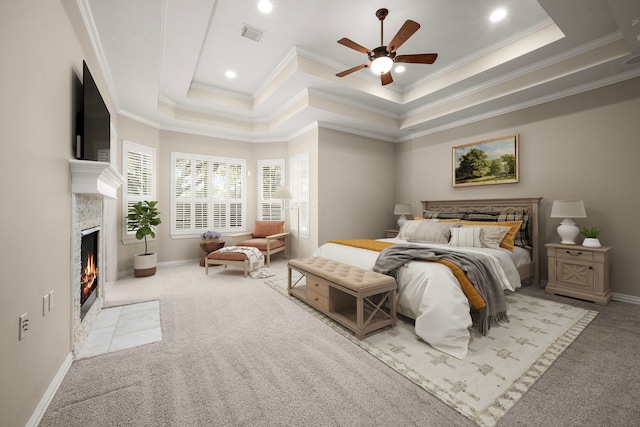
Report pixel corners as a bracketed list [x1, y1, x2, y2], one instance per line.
[356, 297, 364, 339]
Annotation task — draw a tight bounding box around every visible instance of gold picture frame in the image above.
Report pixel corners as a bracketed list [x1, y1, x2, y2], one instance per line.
[452, 134, 519, 187]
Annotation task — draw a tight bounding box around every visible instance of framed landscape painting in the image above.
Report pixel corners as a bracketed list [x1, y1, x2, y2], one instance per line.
[452, 134, 519, 187]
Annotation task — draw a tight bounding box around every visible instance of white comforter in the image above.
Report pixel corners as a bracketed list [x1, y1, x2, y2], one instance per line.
[312, 238, 522, 359]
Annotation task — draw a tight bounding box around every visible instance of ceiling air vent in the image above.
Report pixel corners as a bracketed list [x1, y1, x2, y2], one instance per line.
[240, 24, 264, 43]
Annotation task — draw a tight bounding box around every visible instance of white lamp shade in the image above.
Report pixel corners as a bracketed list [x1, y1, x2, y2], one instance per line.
[273, 185, 292, 200]
[393, 203, 412, 229]
[393, 203, 413, 215]
[550, 200, 586, 218]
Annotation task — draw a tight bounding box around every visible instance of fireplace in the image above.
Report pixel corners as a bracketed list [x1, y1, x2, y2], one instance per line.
[69, 160, 124, 354]
[80, 226, 99, 320]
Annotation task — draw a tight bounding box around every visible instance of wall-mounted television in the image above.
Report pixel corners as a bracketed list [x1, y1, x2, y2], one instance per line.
[76, 60, 110, 162]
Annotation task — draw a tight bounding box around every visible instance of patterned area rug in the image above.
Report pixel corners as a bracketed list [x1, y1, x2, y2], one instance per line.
[265, 278, 597, 427]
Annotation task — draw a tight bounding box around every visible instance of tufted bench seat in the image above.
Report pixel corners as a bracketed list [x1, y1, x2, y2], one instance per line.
[288, 257, 397, 339]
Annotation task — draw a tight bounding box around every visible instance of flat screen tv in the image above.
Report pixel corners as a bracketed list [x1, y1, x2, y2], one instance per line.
[76, 60, 110, 162]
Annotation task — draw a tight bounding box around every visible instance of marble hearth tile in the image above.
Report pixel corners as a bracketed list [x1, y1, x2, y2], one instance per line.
[76, 300, 161, 360]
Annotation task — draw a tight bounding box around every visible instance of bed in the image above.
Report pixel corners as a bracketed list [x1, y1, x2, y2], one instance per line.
[312, 197, 541, 359]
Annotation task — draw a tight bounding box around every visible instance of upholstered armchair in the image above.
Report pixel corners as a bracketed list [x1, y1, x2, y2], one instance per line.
[230, 221, 289, 266]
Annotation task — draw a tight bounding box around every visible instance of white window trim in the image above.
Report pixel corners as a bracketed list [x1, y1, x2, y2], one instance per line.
[258, 159, 285, 221]
[122, 140, 156, 244]
[171, 152, 246, 238]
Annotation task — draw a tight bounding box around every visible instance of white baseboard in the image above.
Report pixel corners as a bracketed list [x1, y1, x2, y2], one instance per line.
[612, 292, 640, 305]
[26, 352, 73, 427]
[537, 280, 639, 305]
[117, 258, 199, 279]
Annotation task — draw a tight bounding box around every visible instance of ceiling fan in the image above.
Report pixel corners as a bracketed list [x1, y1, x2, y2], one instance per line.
[336, 8, 438, 86]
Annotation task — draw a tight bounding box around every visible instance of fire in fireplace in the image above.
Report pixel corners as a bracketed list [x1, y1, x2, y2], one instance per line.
[80, 226, 99, 320]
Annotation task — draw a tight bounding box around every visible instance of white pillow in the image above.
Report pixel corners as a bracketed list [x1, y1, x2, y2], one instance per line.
[449, 226, 483, 248]
[407, 221, 461, 244]
[397, 220, 423, 240]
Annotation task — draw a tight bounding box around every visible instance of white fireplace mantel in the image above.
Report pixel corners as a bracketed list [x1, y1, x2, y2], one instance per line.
[69, 159, 124, 199]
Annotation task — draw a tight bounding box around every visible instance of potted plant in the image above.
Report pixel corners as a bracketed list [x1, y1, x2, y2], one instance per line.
[581, 226, 601, 248]
[127, 201, 162, 277]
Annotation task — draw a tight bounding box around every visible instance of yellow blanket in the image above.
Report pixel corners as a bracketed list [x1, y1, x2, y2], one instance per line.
[328, 239, 486, 310]
[328, 239, 395, 252]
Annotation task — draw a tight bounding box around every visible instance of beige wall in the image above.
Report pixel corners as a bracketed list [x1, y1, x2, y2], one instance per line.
[0, 1, 114, 425]
[396, 77, 640, 297]
[318, 128, 396, 243]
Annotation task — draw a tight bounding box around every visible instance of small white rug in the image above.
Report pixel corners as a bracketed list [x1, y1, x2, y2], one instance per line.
[265, 278, 597, 427]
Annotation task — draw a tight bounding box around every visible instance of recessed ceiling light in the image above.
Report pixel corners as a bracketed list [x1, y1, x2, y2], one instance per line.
[395, 65, 406, 73]
[225, 70, 236, 79]
[490, 8, 507, 22]
[257, 1, 272, 13]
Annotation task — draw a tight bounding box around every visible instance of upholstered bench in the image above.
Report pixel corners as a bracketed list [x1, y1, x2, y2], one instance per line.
[287, 257, 397, 339]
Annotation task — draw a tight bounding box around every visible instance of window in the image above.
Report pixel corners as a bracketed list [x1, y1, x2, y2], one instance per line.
[258, 159, 285, 220]
[123, 140, 156, 241]
[290, 152, 309, 237]
[172, 152, 246, 236]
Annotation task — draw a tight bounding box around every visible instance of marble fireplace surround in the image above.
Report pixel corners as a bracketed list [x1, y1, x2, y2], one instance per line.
[69, 160, 123, 355]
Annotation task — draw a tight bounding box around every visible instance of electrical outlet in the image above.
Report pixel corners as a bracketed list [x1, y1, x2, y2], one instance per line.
[19, 313, 29, 340]
[43, 294, 50, 316]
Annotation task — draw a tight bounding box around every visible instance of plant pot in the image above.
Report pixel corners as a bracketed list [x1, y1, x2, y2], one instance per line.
[134, 253, 157, 277]
[582, 238, 601, 248]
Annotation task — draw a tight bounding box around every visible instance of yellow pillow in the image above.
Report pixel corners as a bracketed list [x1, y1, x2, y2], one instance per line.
[414, 216, 425, 221]
[438, 219, 463, 223]
[461, 220, 522, 250]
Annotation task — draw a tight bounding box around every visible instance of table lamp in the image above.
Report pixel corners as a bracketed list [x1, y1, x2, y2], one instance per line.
[393, 203, 413, 229]
[550, 199, 587, 245]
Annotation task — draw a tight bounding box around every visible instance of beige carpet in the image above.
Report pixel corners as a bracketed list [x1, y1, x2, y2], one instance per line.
[265, 277, 598, 427]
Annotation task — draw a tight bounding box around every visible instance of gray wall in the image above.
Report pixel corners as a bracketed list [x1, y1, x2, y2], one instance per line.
[396, 77, 640, 297]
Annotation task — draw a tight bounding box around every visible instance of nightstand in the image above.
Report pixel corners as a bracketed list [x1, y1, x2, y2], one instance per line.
[385, 229, 400, 238]
[545, 243, 612, 305]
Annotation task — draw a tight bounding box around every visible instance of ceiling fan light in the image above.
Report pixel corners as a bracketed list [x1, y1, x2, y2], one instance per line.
[371, 56, 393, 74]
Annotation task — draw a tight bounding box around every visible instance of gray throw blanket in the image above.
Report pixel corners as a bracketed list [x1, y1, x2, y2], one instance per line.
[373, 244, 508, 335]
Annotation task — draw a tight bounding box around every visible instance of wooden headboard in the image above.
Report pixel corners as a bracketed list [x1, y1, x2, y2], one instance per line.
[421, 197, 542, 286]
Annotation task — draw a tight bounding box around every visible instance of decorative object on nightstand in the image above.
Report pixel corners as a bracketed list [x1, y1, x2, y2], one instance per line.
[385, 229, 399, 238]
[580, 226, 601, 248]
[393, 203, 413, 229]
[545, 243, 611, 305]
[550, 199, 587, 245]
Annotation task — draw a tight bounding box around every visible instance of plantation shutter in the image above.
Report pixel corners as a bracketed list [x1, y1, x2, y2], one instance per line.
[173, 156, 193, 231]
[258, 159, 284, 220]
[123, 141, 155, 238]
[291, 152, 309, 237]
[172, 153, 245, 235]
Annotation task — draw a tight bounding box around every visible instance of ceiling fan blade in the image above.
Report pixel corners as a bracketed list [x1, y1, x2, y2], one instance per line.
[387, 20, 420, 53]
[395, 53, 438, 64]
[336, 63, 368, 78]
[337, 38, 371, 54]
[381, 71, 393, 86]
